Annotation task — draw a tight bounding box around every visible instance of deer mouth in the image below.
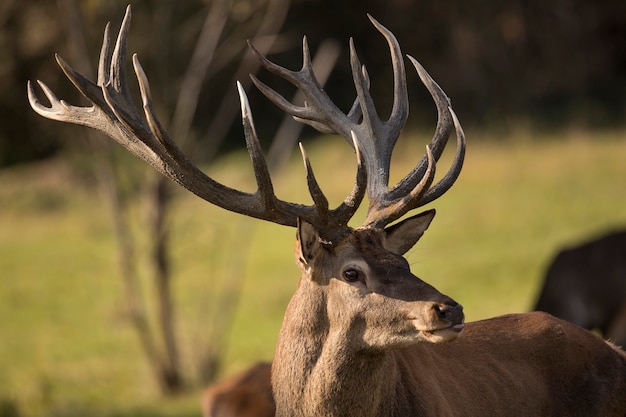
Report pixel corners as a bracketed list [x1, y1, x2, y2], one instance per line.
[421, 323, 465, 343]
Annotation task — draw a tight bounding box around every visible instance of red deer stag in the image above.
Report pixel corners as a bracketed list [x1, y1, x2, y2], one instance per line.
[28, 6, 626, 416]
[535, 229, 626, 347]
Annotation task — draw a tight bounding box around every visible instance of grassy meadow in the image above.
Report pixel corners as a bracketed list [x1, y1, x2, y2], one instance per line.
[1, 127, 625, 416]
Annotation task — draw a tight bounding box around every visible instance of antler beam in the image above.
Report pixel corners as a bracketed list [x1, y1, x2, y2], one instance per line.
[27, 5, 366, 241]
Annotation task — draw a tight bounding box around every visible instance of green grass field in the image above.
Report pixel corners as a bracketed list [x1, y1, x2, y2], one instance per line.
[1, 127, 625, 416]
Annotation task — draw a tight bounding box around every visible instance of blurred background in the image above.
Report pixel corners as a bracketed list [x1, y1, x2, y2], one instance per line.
[1, 0, 625, 416]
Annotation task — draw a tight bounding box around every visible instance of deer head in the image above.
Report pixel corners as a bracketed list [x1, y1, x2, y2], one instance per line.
[294, 211, 464, 349]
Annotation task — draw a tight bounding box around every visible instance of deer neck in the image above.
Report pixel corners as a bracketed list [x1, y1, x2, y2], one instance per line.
[272, 277, 409, 417]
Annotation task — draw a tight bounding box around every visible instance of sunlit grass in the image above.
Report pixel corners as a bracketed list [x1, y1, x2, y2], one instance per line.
[1, 127, 625, 416]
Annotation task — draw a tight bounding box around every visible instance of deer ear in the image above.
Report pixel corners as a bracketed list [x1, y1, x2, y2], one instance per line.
[296, 218, 322, 267]
[383, 209, 436, 255]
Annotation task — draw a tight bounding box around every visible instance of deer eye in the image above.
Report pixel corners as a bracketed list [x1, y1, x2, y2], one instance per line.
[343, 268, 361, 283]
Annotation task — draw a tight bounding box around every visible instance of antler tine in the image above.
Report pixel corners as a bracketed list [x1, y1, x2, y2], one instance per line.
[291, 66, 369, 137]
[344, 66, 368, 124]
[97, 22, 111, 87]
[346, 26, 407, 200]
[333, 131, 368, 227]
[388, 55, 454, 200]
[109, 5, 132, 98]
[236, 82, 281, 212]
[364, 14, 409, 147]
[302, 132, 368, 234]
[417, 106, 466, 207]
[249, 37, 356, 142]
[298, 143, 330, 221]
[364, 145, 436, 228]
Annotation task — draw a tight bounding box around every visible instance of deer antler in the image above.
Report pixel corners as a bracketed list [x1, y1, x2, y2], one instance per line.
[250, 14, 465, 229]
[27, 5, 366, 242]
[28, 6, 464, 242]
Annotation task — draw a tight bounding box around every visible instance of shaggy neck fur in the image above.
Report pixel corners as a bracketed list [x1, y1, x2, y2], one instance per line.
[271, 278, 421, 417]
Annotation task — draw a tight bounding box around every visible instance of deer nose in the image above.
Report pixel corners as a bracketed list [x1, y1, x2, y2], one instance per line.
[433, 303, 464, 324]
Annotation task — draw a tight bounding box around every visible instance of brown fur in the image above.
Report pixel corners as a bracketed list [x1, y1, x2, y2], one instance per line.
[271, 219, 626, 417]
[201, 362, 274, 417]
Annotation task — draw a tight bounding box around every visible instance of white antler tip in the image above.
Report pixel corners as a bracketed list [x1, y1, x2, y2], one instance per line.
[122, 4, 132, 22]
[236, 81, 251, 117]
[299, 142, 314, 169]
[366, 14, 380, 27]
[350, 131, 364, 164]
[298, 141, 308, 158]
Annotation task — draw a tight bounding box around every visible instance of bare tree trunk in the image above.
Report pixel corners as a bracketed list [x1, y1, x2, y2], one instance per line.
[142, 0, 232, 390]
[55, 0, 305, 394]
[55, 0, 183, 394]
[196, 218, 254, 383]
[96, 148, 164, 384]
[148, 175, 183, 391]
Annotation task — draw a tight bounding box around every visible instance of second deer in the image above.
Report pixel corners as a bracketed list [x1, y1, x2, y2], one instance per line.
[28, 6, 626, 416]
[535, 229, 626, 347]
[201, 362, 274, 417]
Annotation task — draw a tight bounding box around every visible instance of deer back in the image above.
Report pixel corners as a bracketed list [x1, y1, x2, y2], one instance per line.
[401, 312, 626, 416]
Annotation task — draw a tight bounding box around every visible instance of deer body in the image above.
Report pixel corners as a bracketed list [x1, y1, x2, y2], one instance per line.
[28, 7, 626, 416]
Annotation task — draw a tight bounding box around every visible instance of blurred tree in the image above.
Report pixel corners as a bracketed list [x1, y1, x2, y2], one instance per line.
[30, 0, 297, 394]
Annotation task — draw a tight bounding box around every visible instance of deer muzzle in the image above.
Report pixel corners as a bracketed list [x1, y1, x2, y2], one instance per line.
[420, 302, 465, 343]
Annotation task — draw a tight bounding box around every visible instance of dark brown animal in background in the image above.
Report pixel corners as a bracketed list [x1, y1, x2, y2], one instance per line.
[535, 230, 626, 347]
[607, 300, 626, 347]
[201, 362, 274, 417]
[28, 6, 626, 416]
